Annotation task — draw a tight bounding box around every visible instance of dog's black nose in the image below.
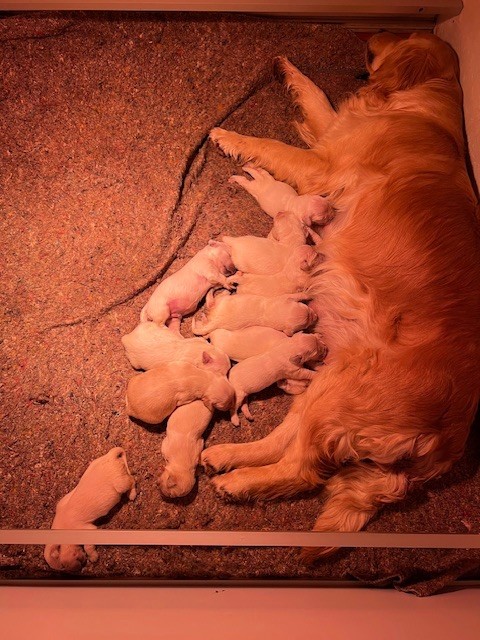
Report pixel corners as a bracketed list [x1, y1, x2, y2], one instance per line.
[355, 71, 370, 80]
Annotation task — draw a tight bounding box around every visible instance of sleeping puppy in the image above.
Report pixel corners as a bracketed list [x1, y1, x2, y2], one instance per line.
[230, 245, 320, 297]
[44, 447, 136, 572]
[140, 240, 235, 329]
[228, 333, 326, 426]
[126, 362, 234, 424]
[192, 290, 317, 336]
[203, 33, 480, 560]
[122, 321, 230, 374]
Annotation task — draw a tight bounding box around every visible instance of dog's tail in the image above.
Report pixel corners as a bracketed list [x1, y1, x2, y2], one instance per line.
[301, 462, 408, 563]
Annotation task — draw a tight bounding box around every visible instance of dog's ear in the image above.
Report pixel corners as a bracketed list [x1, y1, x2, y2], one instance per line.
[370, 35, 458, 95]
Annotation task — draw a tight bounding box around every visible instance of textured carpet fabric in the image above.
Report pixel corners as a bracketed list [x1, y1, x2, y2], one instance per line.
[1, 12, 479, 596]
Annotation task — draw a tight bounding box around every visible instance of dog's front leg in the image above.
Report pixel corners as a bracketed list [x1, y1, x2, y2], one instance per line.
[210, 128, 324, 193]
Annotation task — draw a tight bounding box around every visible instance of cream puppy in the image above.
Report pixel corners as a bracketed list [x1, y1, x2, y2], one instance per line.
[192, 291, 317, 337]
[44, 447, 136, 572]
[229, 164, 331, 224]
[220, 234, 294, 275]
[158, 400, 212, 498]
[267, 210, 308, 245]
[228, 333, 326, 425]
[231, 245, 320, 297]
[140, 240, 235, 327]
[122, 321, 230, 374]
[209, 326, 289, 361]
[126, 362, 235, 424]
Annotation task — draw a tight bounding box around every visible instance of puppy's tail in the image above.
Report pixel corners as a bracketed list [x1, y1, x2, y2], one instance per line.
[301, 462, 408, 563]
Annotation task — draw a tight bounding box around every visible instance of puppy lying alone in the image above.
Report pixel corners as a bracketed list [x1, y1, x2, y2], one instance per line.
[122, 320, 230, 374]
[126, 361, 235, 424]
[140, 240, 235, 328]
[228, 332, 326, 425]
[231, 245, 320, 297]
[192, 290, 317, 336]
[158, 400, 213, 498]
[44, 447, 136, 572]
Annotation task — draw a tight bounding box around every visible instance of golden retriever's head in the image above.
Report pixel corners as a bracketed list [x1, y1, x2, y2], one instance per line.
[366, 32, 459, 94]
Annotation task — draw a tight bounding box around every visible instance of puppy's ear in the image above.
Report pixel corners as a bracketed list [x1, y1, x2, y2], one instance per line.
[202, 351, 213, 365]
[201, 396, 214, 412]
[289, 354, 304, 367]
[50, 544, 61, 560]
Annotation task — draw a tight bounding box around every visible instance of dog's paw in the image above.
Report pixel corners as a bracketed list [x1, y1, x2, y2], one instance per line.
[201, 444, 236, 475]
[211, 472, 251, 502]
[209, 128, 248, 163]
[209, 127, 236, 156]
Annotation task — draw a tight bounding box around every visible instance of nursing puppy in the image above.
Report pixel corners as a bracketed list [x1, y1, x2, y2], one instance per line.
[228, 333, 326, 426]
[192, 290, 317, 336]
[140, 240, 235, 327]
[231, 245, 320, 296]
[221, 225, 309, 275]
[203, 33, 480, 559]
[126, 362, 234, 424]
[44, 447, 136, 572]
[229, 164, 330, 224]
[122, 321, 230, 374]
[209, 326, 289, 361]
[158, 400, 213, 498]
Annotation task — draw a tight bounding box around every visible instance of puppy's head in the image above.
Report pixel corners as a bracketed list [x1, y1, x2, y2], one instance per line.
[201, 348, 231, 375]
[44, 543, 87, 572]
[366, 32, 459, 95]
[204, 376, 235, 412]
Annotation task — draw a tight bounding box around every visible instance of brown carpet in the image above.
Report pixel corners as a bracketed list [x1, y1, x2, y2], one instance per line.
[1, 11, 479, 596]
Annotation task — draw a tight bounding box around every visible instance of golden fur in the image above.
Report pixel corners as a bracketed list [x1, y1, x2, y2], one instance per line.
[201, 33, 480, 560]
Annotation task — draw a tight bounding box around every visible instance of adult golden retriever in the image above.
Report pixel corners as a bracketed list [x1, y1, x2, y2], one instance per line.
[201, 32, 480, 560]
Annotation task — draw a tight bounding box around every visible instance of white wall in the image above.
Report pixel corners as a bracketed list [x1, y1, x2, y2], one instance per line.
[436, 0, 480, 190]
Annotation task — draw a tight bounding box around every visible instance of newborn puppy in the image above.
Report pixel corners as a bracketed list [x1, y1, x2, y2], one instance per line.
[44, 447, 136, 572]
[267, 210, 308, 245]
[228, 333, 326, 425]
[229, 164, 330, 224]
[192, 291, 317, 336]
[140, 240, 235, 326]
[158, 400, 212, 498]
[126, 361, 235, 424]
[122, 321, 230, 374]
[209, 326, 289, 361]
[277, 377, 310, 395]
[231, 245, 320, 297]
[221, 233, 306, 275]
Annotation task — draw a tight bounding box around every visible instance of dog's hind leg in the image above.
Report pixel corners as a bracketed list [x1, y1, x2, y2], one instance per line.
[274, 56, 337, 146]
[201, 409, 300, 475]
[301, 462, 408, 562]
[210, 128, 325, 193]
